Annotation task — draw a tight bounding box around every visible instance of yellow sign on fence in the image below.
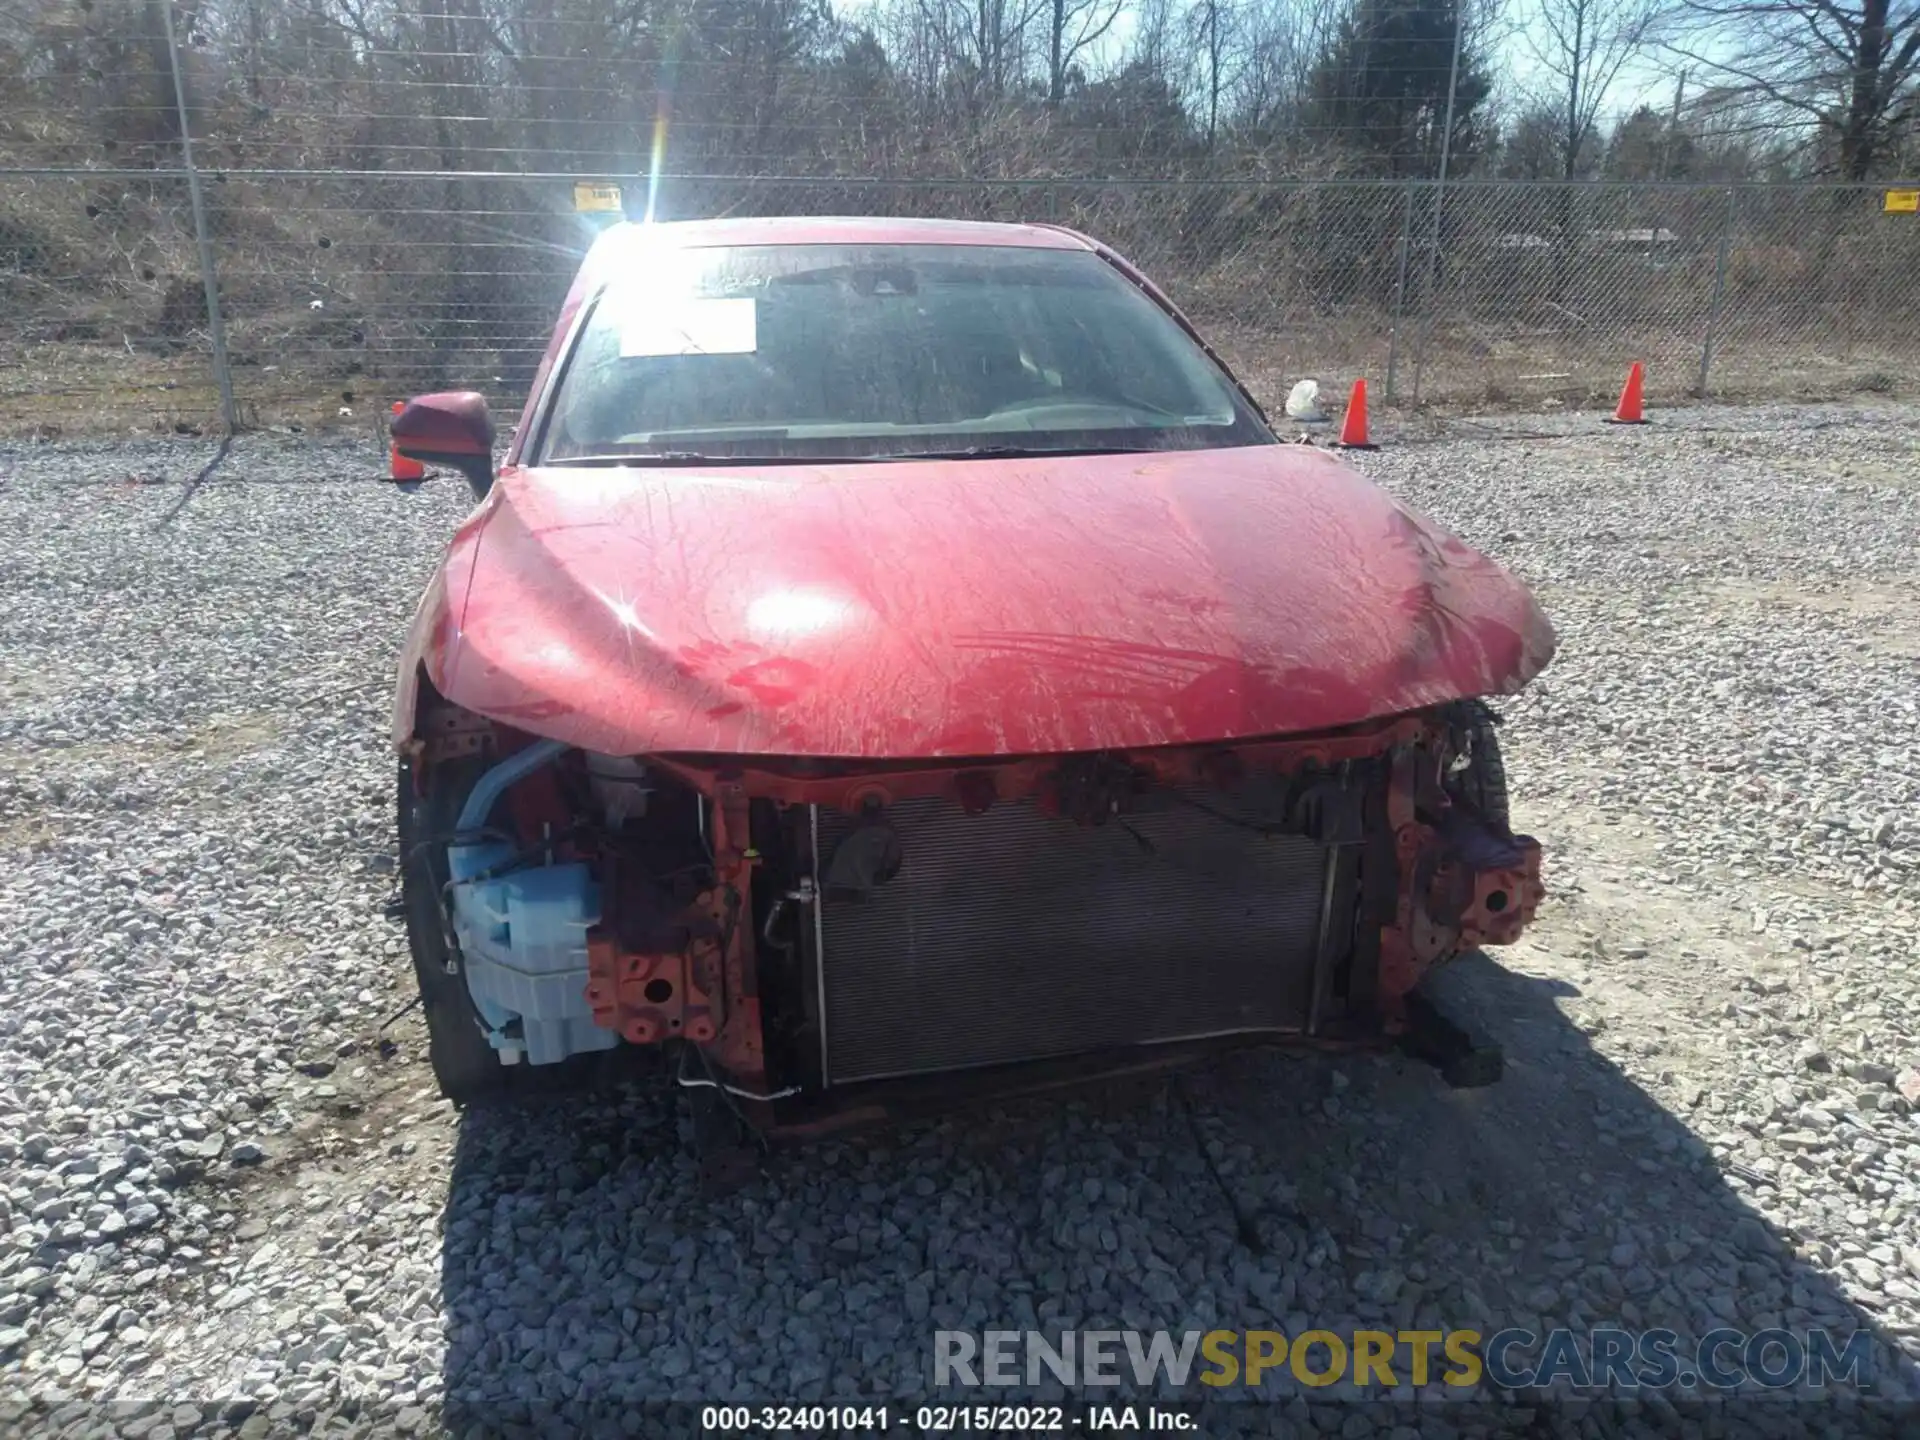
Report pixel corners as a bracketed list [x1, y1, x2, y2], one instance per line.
[1885, 189, 1920, 213]
[574, 182, 625, 214]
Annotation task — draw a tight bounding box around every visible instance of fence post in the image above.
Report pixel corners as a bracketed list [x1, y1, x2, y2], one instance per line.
[1410, 183, 1441, 406]
[1697, 186, 1738, 399]
[1385, 184, 1415, 402]
[160, 0, 239, 434]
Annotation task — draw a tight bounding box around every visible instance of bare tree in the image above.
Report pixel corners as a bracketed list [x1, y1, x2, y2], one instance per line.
[1519, 0, 1665, 178]
[1131, 0, 1180, 69]
[1233, 0, 1343, 134]
[1045, 0, 1124, 105]
[876, 0, 1049, 120]
[963, 0, 1049, 102]
[1499, 98, 1589, 173]
[1186, 0, 1238, 147]
[1662, 0, 1920, 178]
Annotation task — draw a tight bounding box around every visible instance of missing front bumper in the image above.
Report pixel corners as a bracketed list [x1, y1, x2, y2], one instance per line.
[811, 772, 1363, 1086]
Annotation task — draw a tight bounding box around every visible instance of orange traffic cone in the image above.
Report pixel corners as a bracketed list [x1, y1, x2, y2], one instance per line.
[1336, 377, 1376, 449]
[390, 401, 426, 481]
[1606, 362, 1648, 425]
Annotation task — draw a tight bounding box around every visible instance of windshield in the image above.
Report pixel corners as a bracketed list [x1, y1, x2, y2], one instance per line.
[535, 242, 1272, 463]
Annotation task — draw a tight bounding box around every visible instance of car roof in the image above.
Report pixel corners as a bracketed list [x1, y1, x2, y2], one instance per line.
[579, 215, 1096, 285]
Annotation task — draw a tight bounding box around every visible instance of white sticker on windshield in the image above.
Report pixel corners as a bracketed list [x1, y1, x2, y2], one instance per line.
[618, 297, 757, 358]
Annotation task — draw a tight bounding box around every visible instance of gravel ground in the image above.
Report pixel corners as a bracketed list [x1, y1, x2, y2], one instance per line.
[2, 403, 1918, 1436]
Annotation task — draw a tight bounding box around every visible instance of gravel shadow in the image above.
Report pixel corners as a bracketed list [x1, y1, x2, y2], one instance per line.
[431, 953, 1919, 1435]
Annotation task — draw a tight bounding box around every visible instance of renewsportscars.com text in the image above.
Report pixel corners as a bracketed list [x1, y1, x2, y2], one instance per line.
[934, 1327, 1876, 1392]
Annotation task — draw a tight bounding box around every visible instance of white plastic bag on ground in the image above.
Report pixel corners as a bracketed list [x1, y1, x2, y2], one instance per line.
[1284, 379, 1325, 422]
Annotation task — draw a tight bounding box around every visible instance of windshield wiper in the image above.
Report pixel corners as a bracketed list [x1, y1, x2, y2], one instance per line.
[543, 444, 1162, 468]
[866, 444, 1159, 461]
[543, 452, 824, 467]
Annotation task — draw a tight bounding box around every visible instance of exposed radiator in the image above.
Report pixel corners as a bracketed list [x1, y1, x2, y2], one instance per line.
[815, 778, 1336, 1085]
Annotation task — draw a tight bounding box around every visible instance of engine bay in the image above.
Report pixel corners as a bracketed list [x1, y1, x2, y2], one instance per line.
[411, 706, 1544, 1121]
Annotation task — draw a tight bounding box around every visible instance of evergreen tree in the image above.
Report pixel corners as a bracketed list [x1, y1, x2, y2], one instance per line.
[1303, 0, 1493, 175]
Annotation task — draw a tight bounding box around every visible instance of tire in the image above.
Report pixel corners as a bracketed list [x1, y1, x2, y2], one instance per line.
[397, 756, 511, 1106]
[1444, 701, 1510, 833]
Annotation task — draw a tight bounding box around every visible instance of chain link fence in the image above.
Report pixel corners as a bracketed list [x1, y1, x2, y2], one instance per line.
[3, 165, 1918, 437]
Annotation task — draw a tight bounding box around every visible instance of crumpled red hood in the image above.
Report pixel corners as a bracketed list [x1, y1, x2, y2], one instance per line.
[409, 445, 1555, 758]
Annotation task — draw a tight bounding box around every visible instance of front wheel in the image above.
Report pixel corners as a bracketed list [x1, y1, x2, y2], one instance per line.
[397, 757, 513, 1106]
[1443, 701, 1510, 832]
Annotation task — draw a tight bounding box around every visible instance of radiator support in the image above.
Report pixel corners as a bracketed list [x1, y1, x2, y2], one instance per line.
[812, 776, 1354, 1086]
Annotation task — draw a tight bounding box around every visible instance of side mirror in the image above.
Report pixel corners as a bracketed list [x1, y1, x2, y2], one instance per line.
[391, 391, 496, 498]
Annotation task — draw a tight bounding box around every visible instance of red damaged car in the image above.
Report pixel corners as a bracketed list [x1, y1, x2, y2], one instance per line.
[388, 216, 1553, 1145]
